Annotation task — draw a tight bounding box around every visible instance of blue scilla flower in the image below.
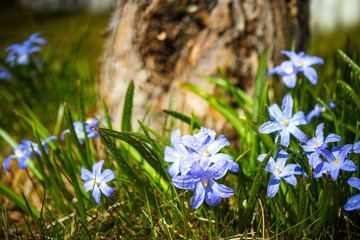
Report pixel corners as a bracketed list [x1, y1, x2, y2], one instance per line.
[344, 178, 360, 211]
[164, 128, 189, 177]
[268, 51, 324, 88]
[303, 123, 341, 168]
[353, 140, 360, 153]
[0, 66, 12, 80]
[180, 127, 238, 174]
[172, 160, 234, 209]
[81, 160, 116, 205]
[3, 136, 57, 172]
[258, 94, 308, 147]
[61, 120, 99, 144]
[257, 150, 303, 198]
[306, 102, 335, 123]
[5, 32, 46, 66]
[314, 145, 357, 180]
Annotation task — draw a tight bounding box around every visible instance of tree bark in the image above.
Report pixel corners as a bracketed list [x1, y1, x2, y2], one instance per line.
[99, 0, 309, 133]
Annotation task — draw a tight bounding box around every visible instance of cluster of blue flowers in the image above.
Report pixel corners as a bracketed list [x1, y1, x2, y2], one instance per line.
[164, 127, 238, 209]
[3, 116, 116, 205]
[0, 32, 46, 81]
[268, 51, 324, 88]
[3, 136, 57, 172]
[260, 50, 360, 211]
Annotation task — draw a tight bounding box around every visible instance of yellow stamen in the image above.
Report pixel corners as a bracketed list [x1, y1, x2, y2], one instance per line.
[203, 181, 208, 187]
[205, 149, 209, 154]
[299, 60, 302, 65]
[180, 156, 184, 159]
[93, 180, 98, 185]
[316, 142, 320, 147]
[16, 150, 22, 155]
[283, 120, 288, 125]
[276, 168, 280, 172]
[335, 159, 339, 164]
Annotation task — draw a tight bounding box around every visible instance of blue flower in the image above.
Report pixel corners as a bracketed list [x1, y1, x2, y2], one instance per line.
[268, 51, 324, 88]
[61, 120, 99, 144]
[344, 177, 360, 211]
[164, 128, 189, 177]
[258, 94, 308, 147]
[306, 102, 335, 123]
[258, 150, 303, 198]
[314, 145, 357, 180]
[180, 127, 238, 175]
[0, 66, 12, 80]
[5, 32, 46, 66]
[81, 160, 116, 205]
[303, 123, 341, 168]
[172, 160, 234, 209]
[353, 140, 360, 153]
[86, 117, 99, 128]
[3, 136, 57, 172]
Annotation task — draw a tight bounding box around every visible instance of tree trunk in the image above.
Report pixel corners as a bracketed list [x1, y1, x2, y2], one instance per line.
[99, 0, 309, 133]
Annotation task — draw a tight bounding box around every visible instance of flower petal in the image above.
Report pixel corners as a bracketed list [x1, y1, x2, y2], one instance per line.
[166, 161, 180, 177]
[353, 141, 360, 153]
[279, 130, 291, 147]
[267, 175, 281, 198]
[210, 180, 235, 198]
[288, 126, 307, 143]
[316, 148, 336, 162]
[191, 182, 205, 209]
[308, 152, 322, 168]
[100, 183, 116, 197]
[257, 154, 267, 162]
[81, 167, 94, 181]
[282, 94, 293, 119]
[344, 194, 360, 211]
[348, 178, 360, 191]
[315, 123, 324, 140]
[303, 67, 318, 85]
[290, 111, 308, 125]
[325, 133, 341, 143]
[258, 121, 282, 134]
[329, 167, 340, 180]
[282, 74, 297, 88]
[92, 186, 102, 205]
[82, 180, 94, 192]
[93, 160, 105, 179]
[268, 103, 283, 121]
[101, 169, 115, 182]
[341, 160, 357, 172]
[18, 156, 29, 169]
[282, 175, 297, 186]
[338, 144, 353, 161]
[172, 175, 196, 190]
[207, 135, 230, 154]
[3, 155, 16, 172]
[210, 153, 238, 173]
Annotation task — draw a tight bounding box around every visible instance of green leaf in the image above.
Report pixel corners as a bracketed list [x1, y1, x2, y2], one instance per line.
[238, 149, 273, 230]
[122, 80, 134, 132]
[163, 109, 202, 129]
[0, 182, 40, 219]
[97, 128, 169, 192]
[0, 127, 18, 148]
[64, 103, 89, 169]
[102, 97, 113, 130]
[338, 49, 360, 75]
[337, 80, 360, 107]
[253, 48, 270, 122]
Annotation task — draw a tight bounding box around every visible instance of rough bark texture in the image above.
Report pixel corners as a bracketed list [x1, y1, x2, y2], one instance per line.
[99, 0, 309, 133]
